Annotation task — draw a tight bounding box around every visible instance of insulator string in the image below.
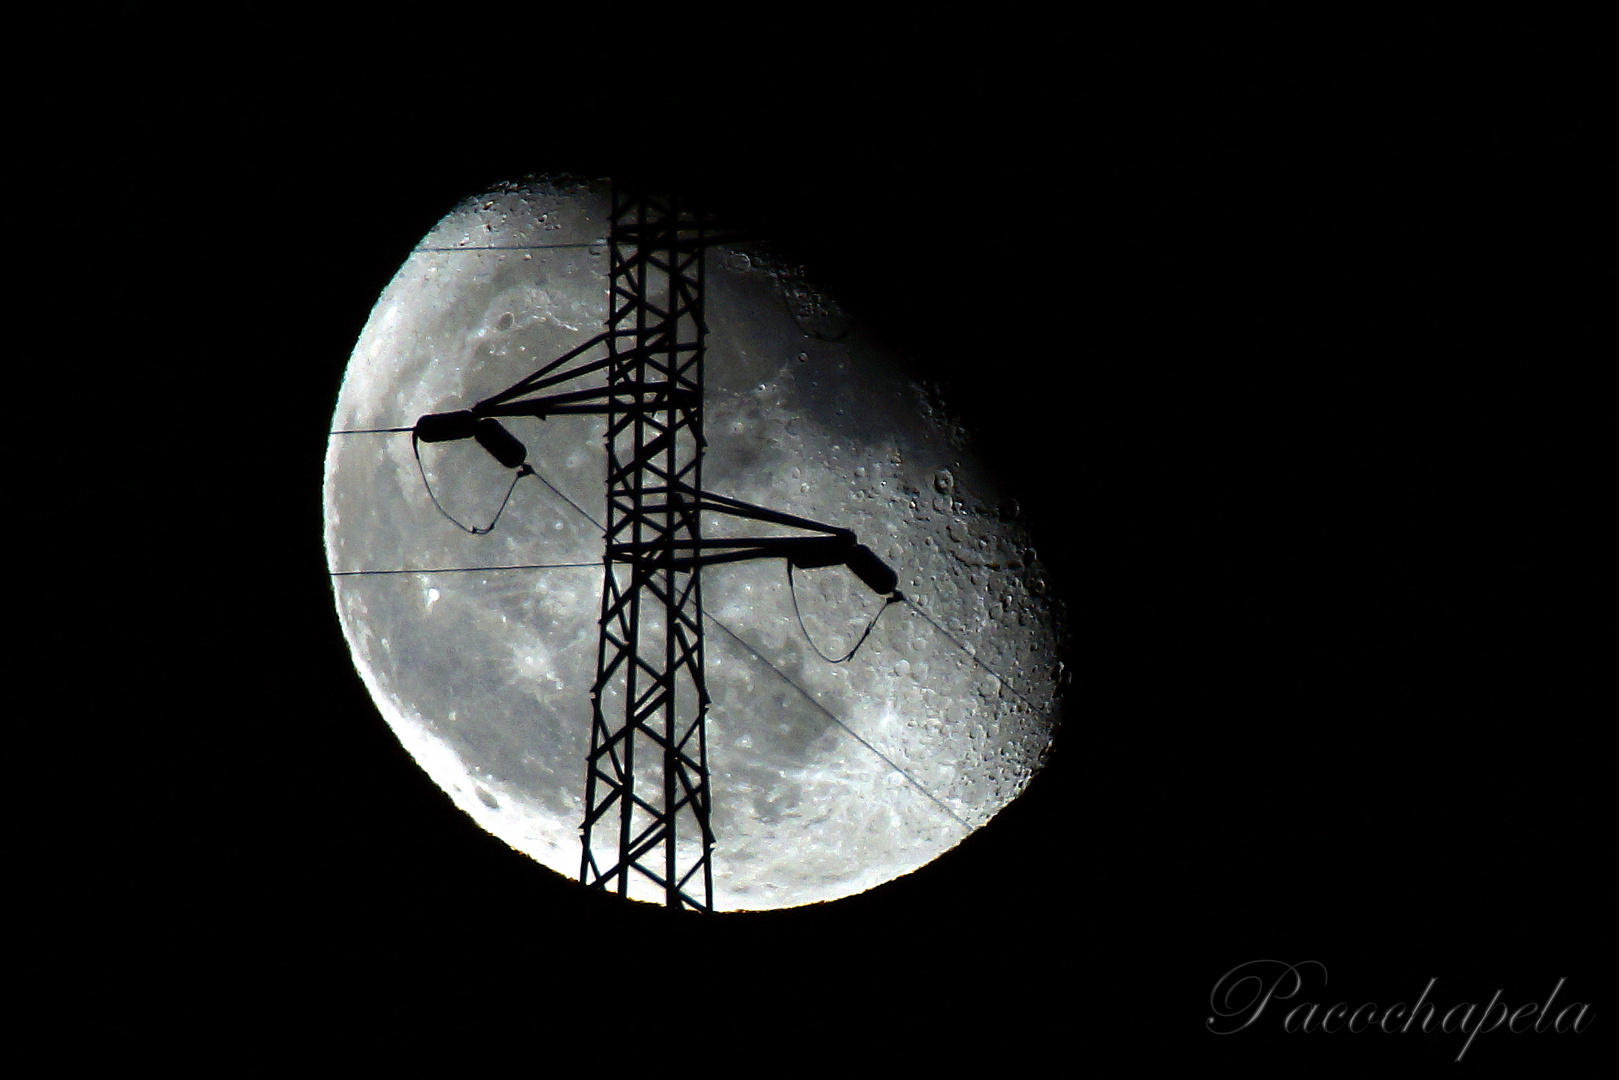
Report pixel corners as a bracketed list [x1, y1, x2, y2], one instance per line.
[329, 418, 1027, 816]
[330, 425, 603, 535]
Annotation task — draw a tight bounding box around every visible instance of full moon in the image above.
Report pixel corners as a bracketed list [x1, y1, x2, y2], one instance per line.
[324, 176, 1067, 910]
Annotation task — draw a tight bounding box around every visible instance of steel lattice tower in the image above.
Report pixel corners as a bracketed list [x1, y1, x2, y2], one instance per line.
[582, 191, 716, 909]
[411, 185, 898, 913]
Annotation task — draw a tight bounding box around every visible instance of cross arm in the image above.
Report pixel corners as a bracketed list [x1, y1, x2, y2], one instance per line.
[608, 534, 898, 596]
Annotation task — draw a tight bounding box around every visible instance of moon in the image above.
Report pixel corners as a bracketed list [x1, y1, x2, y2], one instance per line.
[323, 175, 1067, 910]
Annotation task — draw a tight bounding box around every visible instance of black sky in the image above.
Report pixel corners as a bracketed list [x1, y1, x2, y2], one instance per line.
[33, 22, 1603, 1069]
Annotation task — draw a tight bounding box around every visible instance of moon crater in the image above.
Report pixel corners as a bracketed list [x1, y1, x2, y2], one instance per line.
[325, 176, 1066, 909]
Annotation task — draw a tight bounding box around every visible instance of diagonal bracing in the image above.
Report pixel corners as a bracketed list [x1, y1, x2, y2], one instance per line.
[404, 186, 902, 912]
[581, 189, 717, 910]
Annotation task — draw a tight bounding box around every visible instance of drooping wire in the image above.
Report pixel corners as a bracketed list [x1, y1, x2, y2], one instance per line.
[412, 431, 532, 535]
[787, 560, 900, 663]
[333, 418, 986, 831]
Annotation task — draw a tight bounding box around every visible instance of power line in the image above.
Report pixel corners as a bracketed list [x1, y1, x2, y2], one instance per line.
[328, 479, 980, 836]
[530, 470, 603, 533]
[332, 562, 602, 576]
[702, 614, 974, 835]
[331, 458, 1032, 763]
[412, 242, 607, 253]
[901, 597, 1041, 714]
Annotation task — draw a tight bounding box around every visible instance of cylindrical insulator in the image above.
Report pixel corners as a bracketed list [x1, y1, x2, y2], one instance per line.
[474, 417, 528, 469]
[785, 536, 848, 570]
[414, 410, 478, 443]
[845, 544, 898, 596]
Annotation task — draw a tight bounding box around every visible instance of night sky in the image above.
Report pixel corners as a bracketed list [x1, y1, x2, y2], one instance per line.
[37, 22, 1601, 1069]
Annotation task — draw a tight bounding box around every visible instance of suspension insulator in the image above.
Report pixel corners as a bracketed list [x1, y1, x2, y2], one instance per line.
[414, 410, 478, 443]
[846, 544, 898, 596]
[474, 417, 528, 469]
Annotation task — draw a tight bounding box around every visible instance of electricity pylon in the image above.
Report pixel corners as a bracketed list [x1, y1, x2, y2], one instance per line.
[414, 186, 896, 911]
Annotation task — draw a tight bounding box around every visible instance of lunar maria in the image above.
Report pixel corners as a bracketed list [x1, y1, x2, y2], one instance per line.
[323, 176, 1068, 910]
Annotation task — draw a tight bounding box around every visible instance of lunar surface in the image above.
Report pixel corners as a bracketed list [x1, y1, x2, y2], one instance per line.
[324, 176, 1067, 909]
